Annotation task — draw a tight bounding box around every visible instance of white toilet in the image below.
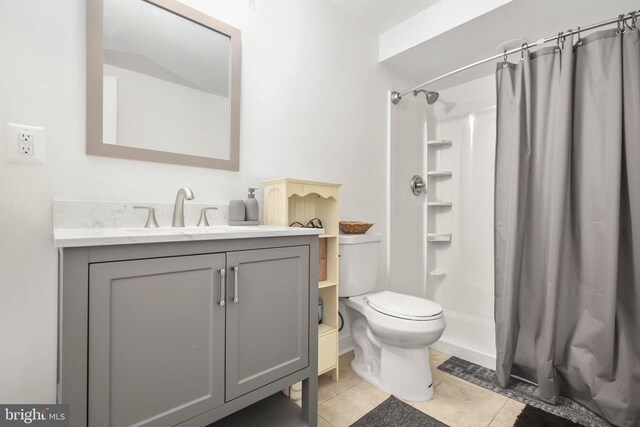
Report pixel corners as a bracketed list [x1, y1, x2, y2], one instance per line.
[339, 232, 446, 401]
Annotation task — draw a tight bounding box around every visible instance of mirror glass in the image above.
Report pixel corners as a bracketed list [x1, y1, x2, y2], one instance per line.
[102, 0, 231, 159]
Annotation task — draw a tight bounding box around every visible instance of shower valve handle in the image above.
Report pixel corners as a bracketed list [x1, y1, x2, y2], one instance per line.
[411, 175, 426, 196]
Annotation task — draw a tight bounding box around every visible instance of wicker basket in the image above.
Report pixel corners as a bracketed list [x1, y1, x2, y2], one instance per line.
[339, 221, 374, 234]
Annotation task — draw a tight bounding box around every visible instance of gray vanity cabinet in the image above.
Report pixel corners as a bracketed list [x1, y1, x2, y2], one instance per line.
[58, 235, 318, 427]
[88, 254, 227, 426]
[225, 247, 309, 400]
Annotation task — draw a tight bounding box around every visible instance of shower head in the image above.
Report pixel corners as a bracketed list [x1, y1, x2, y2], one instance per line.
[413, 89, 439, 104]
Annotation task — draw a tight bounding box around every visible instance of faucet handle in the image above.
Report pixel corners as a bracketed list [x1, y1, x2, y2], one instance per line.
[197, 207, 219, 227]
[133, 205, 160, 228]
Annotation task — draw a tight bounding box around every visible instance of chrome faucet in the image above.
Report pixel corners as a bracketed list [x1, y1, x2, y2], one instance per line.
[172, 187, 195, 227]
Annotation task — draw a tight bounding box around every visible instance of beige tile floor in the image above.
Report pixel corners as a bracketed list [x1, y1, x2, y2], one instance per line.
[313, 349, 526, 427]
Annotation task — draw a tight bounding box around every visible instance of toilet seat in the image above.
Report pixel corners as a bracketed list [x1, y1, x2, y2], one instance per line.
[366, 291, 443, 321]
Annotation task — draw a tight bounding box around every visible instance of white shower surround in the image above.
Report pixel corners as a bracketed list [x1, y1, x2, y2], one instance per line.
[389, 74, 497, 369]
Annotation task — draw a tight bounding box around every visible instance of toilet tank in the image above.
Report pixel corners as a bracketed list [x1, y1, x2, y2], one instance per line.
[339, 232, 382, 297]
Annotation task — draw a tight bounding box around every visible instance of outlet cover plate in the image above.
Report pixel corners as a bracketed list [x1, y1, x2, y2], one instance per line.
[7, 123, 45, 163]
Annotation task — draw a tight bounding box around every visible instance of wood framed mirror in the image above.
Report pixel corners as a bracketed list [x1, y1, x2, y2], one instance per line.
[87, 0, 241, 170]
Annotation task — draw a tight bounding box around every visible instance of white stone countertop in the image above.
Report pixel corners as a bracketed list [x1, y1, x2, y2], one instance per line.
[54, 225, 324, 248]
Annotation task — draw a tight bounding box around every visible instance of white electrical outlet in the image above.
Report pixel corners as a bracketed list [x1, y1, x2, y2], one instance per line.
[6, 123, 45, 163]
[19, 132, 34, 155]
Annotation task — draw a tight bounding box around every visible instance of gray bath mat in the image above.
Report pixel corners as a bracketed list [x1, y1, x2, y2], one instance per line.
[350, 396, 447, 427]
[437, 357, 611, 427]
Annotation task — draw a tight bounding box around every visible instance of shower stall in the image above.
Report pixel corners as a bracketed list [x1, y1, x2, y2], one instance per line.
[388, 74, 497, 368]
[387, 10, 640, 426]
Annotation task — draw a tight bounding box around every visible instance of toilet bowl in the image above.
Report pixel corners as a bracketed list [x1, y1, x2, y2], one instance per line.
[339, 233, 446, 401]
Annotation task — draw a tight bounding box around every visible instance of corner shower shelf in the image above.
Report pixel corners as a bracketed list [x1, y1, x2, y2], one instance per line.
[427, 233, 452, 242]
[427, 171, 452, 177]
[427, 139, 452, 146]
[429, 269, 447, 277]
[427, 201, 452, 207]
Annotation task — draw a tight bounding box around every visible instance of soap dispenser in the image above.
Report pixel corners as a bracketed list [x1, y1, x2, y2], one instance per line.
[245, 188, 259, 222]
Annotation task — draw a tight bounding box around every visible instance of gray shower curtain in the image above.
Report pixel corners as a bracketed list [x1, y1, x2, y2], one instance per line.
[494, 28, 640, 427]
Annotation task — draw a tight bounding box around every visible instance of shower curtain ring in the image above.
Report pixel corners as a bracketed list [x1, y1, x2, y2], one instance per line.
[556, 32, 564, 50]
[503, 49, 508, 67]
[520, 42, 528, 60]
[628, 11, 637, 30]
[577, 26, 582, 45]
[617, 14, 625, 34]
[565, 29, 573, 46]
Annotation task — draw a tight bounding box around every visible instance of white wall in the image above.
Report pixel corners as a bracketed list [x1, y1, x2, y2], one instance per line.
[0, 0, 411, 402]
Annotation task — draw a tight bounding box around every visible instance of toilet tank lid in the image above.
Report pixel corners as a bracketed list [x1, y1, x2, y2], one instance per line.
[366, 291, 443, 319]
[339, 232, 382, 245]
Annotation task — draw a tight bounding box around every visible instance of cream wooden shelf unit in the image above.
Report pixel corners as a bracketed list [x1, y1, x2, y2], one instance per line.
[262, 178, 341, 381]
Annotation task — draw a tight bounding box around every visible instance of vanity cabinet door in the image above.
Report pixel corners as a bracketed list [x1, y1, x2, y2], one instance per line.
[225, 246, 309, 401]
[88, 254, 226, 427]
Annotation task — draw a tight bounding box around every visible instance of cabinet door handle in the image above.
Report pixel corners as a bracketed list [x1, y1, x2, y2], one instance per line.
[218, 268, 226, 307]
[232, 266, 239, 304]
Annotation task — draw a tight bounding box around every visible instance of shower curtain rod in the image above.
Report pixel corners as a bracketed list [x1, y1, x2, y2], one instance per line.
[391, 9, 639, 104]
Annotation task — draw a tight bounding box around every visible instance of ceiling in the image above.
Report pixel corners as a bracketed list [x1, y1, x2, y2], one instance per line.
[381, 0, 640, 91]
[327, 0, 442, 32]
